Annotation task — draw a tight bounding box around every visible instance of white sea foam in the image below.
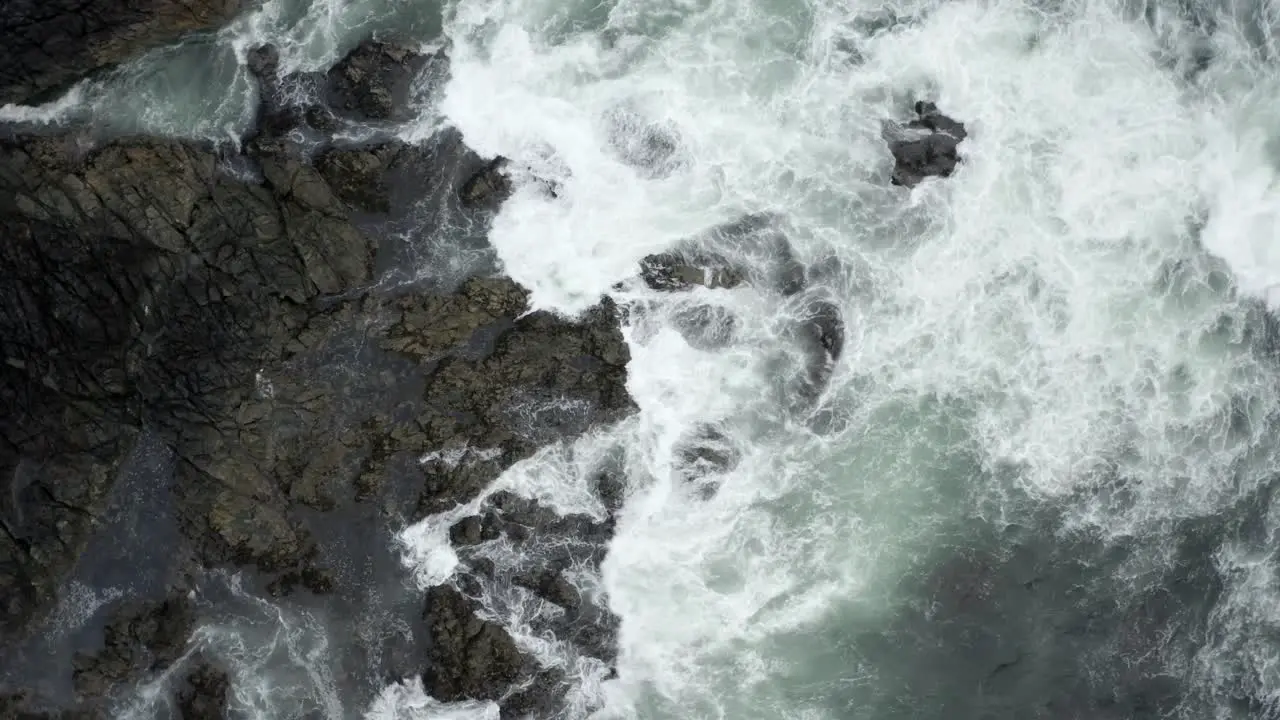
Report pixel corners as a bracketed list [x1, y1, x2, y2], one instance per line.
[382, 0, 1280, 716]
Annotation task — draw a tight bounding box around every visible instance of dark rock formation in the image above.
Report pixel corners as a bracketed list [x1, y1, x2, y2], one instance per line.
[0, 0, 243, 107]
[423, 585, 526, 701]
[886, 100, 968, 187]
[174, 662, 230, 720]
[316, 147, 393, 213]
[71, 595, 195, 698]
[460, 157, 515, 210]
[327, 35, 433, 121]
[1, 19, 637, 720]
[0, 132, 372, 646]
[639, 251, 746, 292]
[381, 279, 634, 516]
[444, 486, 623, 698]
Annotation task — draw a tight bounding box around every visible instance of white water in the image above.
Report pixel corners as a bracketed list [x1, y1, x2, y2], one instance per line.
[392, 0, 1280, 717]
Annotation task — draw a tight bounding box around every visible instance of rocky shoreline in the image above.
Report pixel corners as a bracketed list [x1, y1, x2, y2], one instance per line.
[0, 3, 633, 715]
[0, 2, 968, 717]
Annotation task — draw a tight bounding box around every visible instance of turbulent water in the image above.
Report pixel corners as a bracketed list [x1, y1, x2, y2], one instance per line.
[13, 0, 1280, 717]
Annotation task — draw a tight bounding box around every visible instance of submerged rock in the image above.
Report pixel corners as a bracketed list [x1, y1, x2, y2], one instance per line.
[886, 100, 968, 187]
[633, 213, 805, 297]
[670, 303, 738, 351]
[603, 104, 684, 179]
[639, 251, 746, 292]
[175, 662, 231, 720]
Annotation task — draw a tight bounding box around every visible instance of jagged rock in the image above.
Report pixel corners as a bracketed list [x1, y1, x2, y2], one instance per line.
[449, 491, 619, 669]
[886, 100, 968, 188]
[382, 276, 530, 361]
[174, 662, 230, 720]
[71, 595, 195, 700]
[327, 35, 432, 121]
[514, 569, 581, 610]
[386, 295, 633, 516]
[459, 157, 514, 210]
[0, 0, 243, 107]
[449, 514, 502, 547]
[423, 585, 527, 701]
[316, 148, 391, 213]
[499, 668, 568, 720]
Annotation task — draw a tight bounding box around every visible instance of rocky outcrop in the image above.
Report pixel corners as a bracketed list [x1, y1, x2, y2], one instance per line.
[0, 131, 372, 643]
[1, 28, 640, 720]
[174, 662, 230, 720]
[71, 595, 195, 699]
[381, 278, 633, 516]
[444, 485, 624, 712]
[0, 0, 243, 107]
[885, 100, 968, 187]
[423, 585, 527, 701]
[460, 157, 515, 210]
[327, 35, 435, 122]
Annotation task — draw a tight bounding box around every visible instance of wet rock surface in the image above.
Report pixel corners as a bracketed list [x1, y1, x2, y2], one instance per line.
[327, 35, 434, 122]
[0, 0, 243, 107]
[446, 485, 625, 688]
[1, 27, 637, 720]
[885, 100, 968, 188]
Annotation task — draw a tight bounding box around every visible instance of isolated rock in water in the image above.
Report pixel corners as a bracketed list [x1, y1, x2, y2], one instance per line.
[886, 101, 967, 187]
[673, 424, 741, 499]
[639, 251, 746, 292]
[785, 295, 846, 413]
[796, 298, 846, 364]
[327, 35, 431, 121]
[0, 0, 243, 106]
[636, 213, 805, 296]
